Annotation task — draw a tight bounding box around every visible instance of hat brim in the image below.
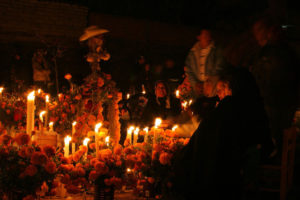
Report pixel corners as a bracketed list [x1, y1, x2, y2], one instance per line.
[79, 29, 109, 41]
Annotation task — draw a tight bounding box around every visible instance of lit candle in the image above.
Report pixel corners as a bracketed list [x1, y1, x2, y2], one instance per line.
[49, 122, 54, 132]
[45, 95, 49, 128]
[95, 123, 102, 157]
[26, 91, 35, 136]
[105, 136, 110, 147]
[142, 84, 146, 94]
[175, 90, 180, 98]
[143, 127, 149, 143]
[0, 87, 4, 96]
[126, 93, 130, 99]
[39, 111, 46, 132]
[37, 89, 42, 95]
[127, 126, 134, 145]
[64, 135, 72, 157]
[182, 101, 188, 110]
[133, 127, 139, 145]
[83, 137, 90, 159]
[188, 99, 193, 105]
[72, 121, 77, 154]
[154, 118, 162, 144]
[172, 125, 178, 132]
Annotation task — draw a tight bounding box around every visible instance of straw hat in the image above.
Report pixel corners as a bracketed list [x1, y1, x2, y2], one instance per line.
[79, 26, 109, 41]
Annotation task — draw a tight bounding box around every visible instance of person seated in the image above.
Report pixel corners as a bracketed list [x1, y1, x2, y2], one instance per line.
[171, 67, 274, 200]
[141, 80, 182, 126]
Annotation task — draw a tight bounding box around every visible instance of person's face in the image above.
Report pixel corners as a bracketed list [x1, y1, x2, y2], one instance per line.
[155, 83, 167, 98]
[197, 30, 212, 48]
[216, 81, 232, 100]
[253, 22, 268, 47]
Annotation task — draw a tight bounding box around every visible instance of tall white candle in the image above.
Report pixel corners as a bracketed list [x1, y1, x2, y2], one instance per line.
[72, 121, 77, 154]
[95, 123, 102, 157]
[154, 118, 162, 144]
[49, 122, 54, 132]
[45, 95, 49, 128]
[143, 127, 149, 143]
[127, 126, 134, 145]
[39, 111, 46, 133]
[105, 136, 110, 147]
[175, 90, 180, 98]
[83, 137, 90, 160]
[64, 135, 72, 157]
[26, 91, 35, 136]
[133, 127, 139, 145]
[0, 87, 4, 96]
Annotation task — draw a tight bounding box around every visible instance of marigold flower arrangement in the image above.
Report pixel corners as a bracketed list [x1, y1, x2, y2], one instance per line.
[0, 133, 59, 200]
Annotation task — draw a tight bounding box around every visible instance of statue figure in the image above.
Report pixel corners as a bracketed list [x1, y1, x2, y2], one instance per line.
[79, 26, 110, 73]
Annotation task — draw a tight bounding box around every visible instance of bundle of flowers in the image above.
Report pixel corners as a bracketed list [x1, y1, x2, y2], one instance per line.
[122, 135, 189, 199]
[0, 133, 59, 200]
[177, 68, 195, 102]
[57, 144, 126, 196]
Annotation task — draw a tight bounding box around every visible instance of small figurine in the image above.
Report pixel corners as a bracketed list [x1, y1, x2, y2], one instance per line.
[80, 26, 110, 73]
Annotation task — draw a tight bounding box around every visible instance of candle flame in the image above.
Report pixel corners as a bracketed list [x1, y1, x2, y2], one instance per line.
[39, 111, 46, 122]
[27, 91, 35, 100]
[172, 125, 178, 132]
[95, 123, 102, 133]
[105, 136, 110, 143]
[45, 95, 50, 103]
[37, 89, 42, 94]
[143, 127, 149, 133]
[154, 118, 162, 128]
[127, 168, 131, 173]
[64, 135, 72, 145]
[126, 93, 130, 99]
[127, 126, 135, 134]
[188, 99, 193, 105]
[83, 137, 90, 146]
[134, 127, 139, 135]
[142, 90, 146, 94]
[72, 121, 77, 126]
[182, 101, 187, 108]
[0, 87, 4, 93]
[49, 121, 54, 126]
[175, 90, 180, 98]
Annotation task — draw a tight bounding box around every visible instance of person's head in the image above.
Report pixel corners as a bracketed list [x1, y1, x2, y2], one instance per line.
[197, 29, 212, 48]
[155, 81, 168, 98]
[216, 79, 232, 100]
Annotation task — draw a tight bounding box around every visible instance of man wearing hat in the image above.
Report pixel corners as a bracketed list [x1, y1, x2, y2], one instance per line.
[80, 26, 110, 73]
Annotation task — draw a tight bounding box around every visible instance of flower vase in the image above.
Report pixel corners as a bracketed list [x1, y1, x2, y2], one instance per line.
[94, 181, 114, 200]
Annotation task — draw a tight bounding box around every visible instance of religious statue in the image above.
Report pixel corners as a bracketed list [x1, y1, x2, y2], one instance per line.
[79, 26, 111, 73]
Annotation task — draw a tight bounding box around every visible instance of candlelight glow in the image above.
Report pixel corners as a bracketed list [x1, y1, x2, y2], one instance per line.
[64, 135, 72, 145]
[175, 90, 180, 98]
[127, 126, 135, 134]
[27, 91, 35, 100]
[105, 136, 110, 144]
[37, 89, 42, 94]
[143, 127, 149, 133]
[172, 125, 178, 132]
[45, 95, 50, 102]
[83, 137, 90, 146]
[182, 101, 188, 109]
[154, 118, 162, 128]
[127, 168, 132, 173]
[142, 90, 146, 94]
[0, 87, 3, 93]
[95, 123, 102, 133]
[72, 121, 77, 127]
[49, 121, 54, 126]
[39, 111, 46, 122]
[189, 99, 193, 105]
[134, 127, 139, 135]
[126, 93, 130, 99]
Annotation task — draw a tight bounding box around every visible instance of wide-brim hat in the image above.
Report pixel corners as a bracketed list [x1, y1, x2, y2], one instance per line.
[79, 26, 109, 41]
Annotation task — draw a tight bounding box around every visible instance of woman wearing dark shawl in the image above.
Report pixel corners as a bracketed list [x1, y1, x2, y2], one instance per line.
[172, 67, 274, 200]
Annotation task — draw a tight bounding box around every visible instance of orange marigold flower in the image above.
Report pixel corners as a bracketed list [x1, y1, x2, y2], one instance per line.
[113, 144, 122, 155]
[18, 147, 27, 158]
[45, 161, 56, 174]
[30, 152, 48, 165]
[14, 132, 30, 146]
[42, 145, 56, 158]
[64, 73, 72, 80]
[147, 177, 155, 184]
[104, 178, 112, 186]
[0, 134, 12, 145]
[89, 170, 98, 181]
[25, 146, 35, 157]
[61, 174, 70, 184]
[24, 164, 37, 176]
[99, 149, 112, 160]
[159, 152, 171, 165]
